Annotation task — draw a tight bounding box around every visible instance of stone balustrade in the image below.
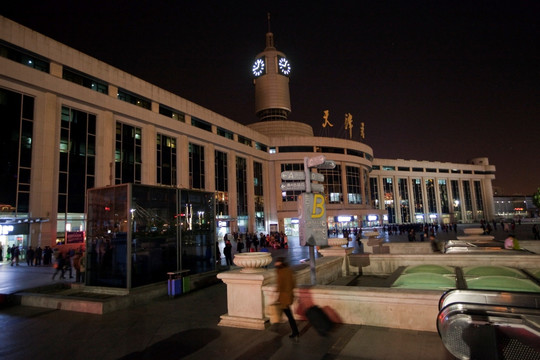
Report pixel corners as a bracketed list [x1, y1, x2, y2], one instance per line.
[217, 243, 540, 332]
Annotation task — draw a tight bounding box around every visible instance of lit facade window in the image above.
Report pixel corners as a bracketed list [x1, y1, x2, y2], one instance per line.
[370, 177, 379, 208]
[115, 122, 142, 184]
[474, 180, 484, 220]
[254, 161, 265, 233]
[320, 165, 342, 204]
[425, 178, 437, 214]
[438, 179, 449, 214]
[236, 156, 248, 232]
[156, 134, 177, 186]
[189, 143, 205, 190]
[0, 87, 34, 215]
[451, 180, 462, 222]
[215, 150, 228, 216]
[346, 166, 362, 204]
[412, 178, 424, 218]
[398, 178, 410, 223]
[462, 180, 473, 222]
[382, 177, 395, 223]
[58, 106, 95, 241]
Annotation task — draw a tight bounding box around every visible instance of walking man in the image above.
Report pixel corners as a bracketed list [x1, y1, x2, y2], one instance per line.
[275, 256, 299, 341]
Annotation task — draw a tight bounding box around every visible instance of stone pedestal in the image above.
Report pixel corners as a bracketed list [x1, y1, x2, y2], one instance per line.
[216, 270, 274, 330]
[318, 247, 354, 275]
[363, 231, 389, 254]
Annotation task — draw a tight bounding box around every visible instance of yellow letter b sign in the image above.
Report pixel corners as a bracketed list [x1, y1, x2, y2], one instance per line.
[298, 193, 328, 246]
[311, 194, 325, 218]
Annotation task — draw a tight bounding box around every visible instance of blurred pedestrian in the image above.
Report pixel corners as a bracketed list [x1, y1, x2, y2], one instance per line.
[275, 256, 299, 341]
[52, 252, 66, 280]
[79, 251, 86, 283]
[73, 252, 82, 282]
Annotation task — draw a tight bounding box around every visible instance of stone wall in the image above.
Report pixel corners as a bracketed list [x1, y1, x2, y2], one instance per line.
[349, 253, 540, 275]
[219, 251, 540, 332]
[361, 239, 539, 256]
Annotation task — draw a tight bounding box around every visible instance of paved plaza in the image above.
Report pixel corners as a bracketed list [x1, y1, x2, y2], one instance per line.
[0, 265, 455, 360]
[0, 223, 538, 359]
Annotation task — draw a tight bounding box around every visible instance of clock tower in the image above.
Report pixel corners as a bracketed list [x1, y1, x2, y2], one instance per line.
[252, 15, 292, 121]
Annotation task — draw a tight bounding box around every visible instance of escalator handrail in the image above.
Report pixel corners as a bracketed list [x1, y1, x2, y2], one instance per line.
[439, 288, 540, 311]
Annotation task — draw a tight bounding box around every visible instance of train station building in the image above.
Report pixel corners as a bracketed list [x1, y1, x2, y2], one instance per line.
[0, 16, 495, 251]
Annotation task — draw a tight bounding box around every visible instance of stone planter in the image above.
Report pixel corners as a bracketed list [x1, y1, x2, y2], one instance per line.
[233, 252, 272, 273]
[363, 231, 380, 238]
[328, 237, 348, 248]
[463, 228, 484, 235]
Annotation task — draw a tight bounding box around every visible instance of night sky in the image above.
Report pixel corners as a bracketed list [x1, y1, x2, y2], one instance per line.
[2, 1, 539, 195]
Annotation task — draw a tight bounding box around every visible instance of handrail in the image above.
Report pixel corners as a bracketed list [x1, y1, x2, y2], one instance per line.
[439, 289, 540, 311]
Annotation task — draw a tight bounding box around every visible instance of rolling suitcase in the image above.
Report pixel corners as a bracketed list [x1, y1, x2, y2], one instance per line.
[305, 305, 332, 336]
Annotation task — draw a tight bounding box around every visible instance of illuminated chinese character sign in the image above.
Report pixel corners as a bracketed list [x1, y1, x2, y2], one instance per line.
[298, 193, 328, 246]
[321, 110, 366, 140]
[344, 112, 353, 139]
[322, 110, 333, 128]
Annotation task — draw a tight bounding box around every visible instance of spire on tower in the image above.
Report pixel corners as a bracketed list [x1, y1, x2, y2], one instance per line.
[265, 12, 274, 49]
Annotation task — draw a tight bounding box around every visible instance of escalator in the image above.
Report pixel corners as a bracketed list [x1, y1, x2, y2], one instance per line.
[437, 289, 540, 359]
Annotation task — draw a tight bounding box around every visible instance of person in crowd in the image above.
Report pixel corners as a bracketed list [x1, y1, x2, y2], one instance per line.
[236, 238, 244, 253]
[407, 229, 416, 242]
[253, 235, 259, 251]
[52, 252, 66, 280]
[275, 256, 299, 341]
[64, 251, 74, 279]
[43, 246, 53, 266]
[10, 244, 20, 266]
[504, 235, 520, 250]
[532, 224, 539, 240]
[35, 246, 43, 266]
[73, 252, 82, 282]
[245, 235, 251, 252]
[223, 240, 233, 266]
[79, 251, 86, 283]
[26, 246, 35, 266]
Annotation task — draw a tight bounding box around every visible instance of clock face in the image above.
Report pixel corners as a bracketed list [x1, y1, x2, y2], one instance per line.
[278, 57, 291, 76]
[252, 58, 265, 77]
